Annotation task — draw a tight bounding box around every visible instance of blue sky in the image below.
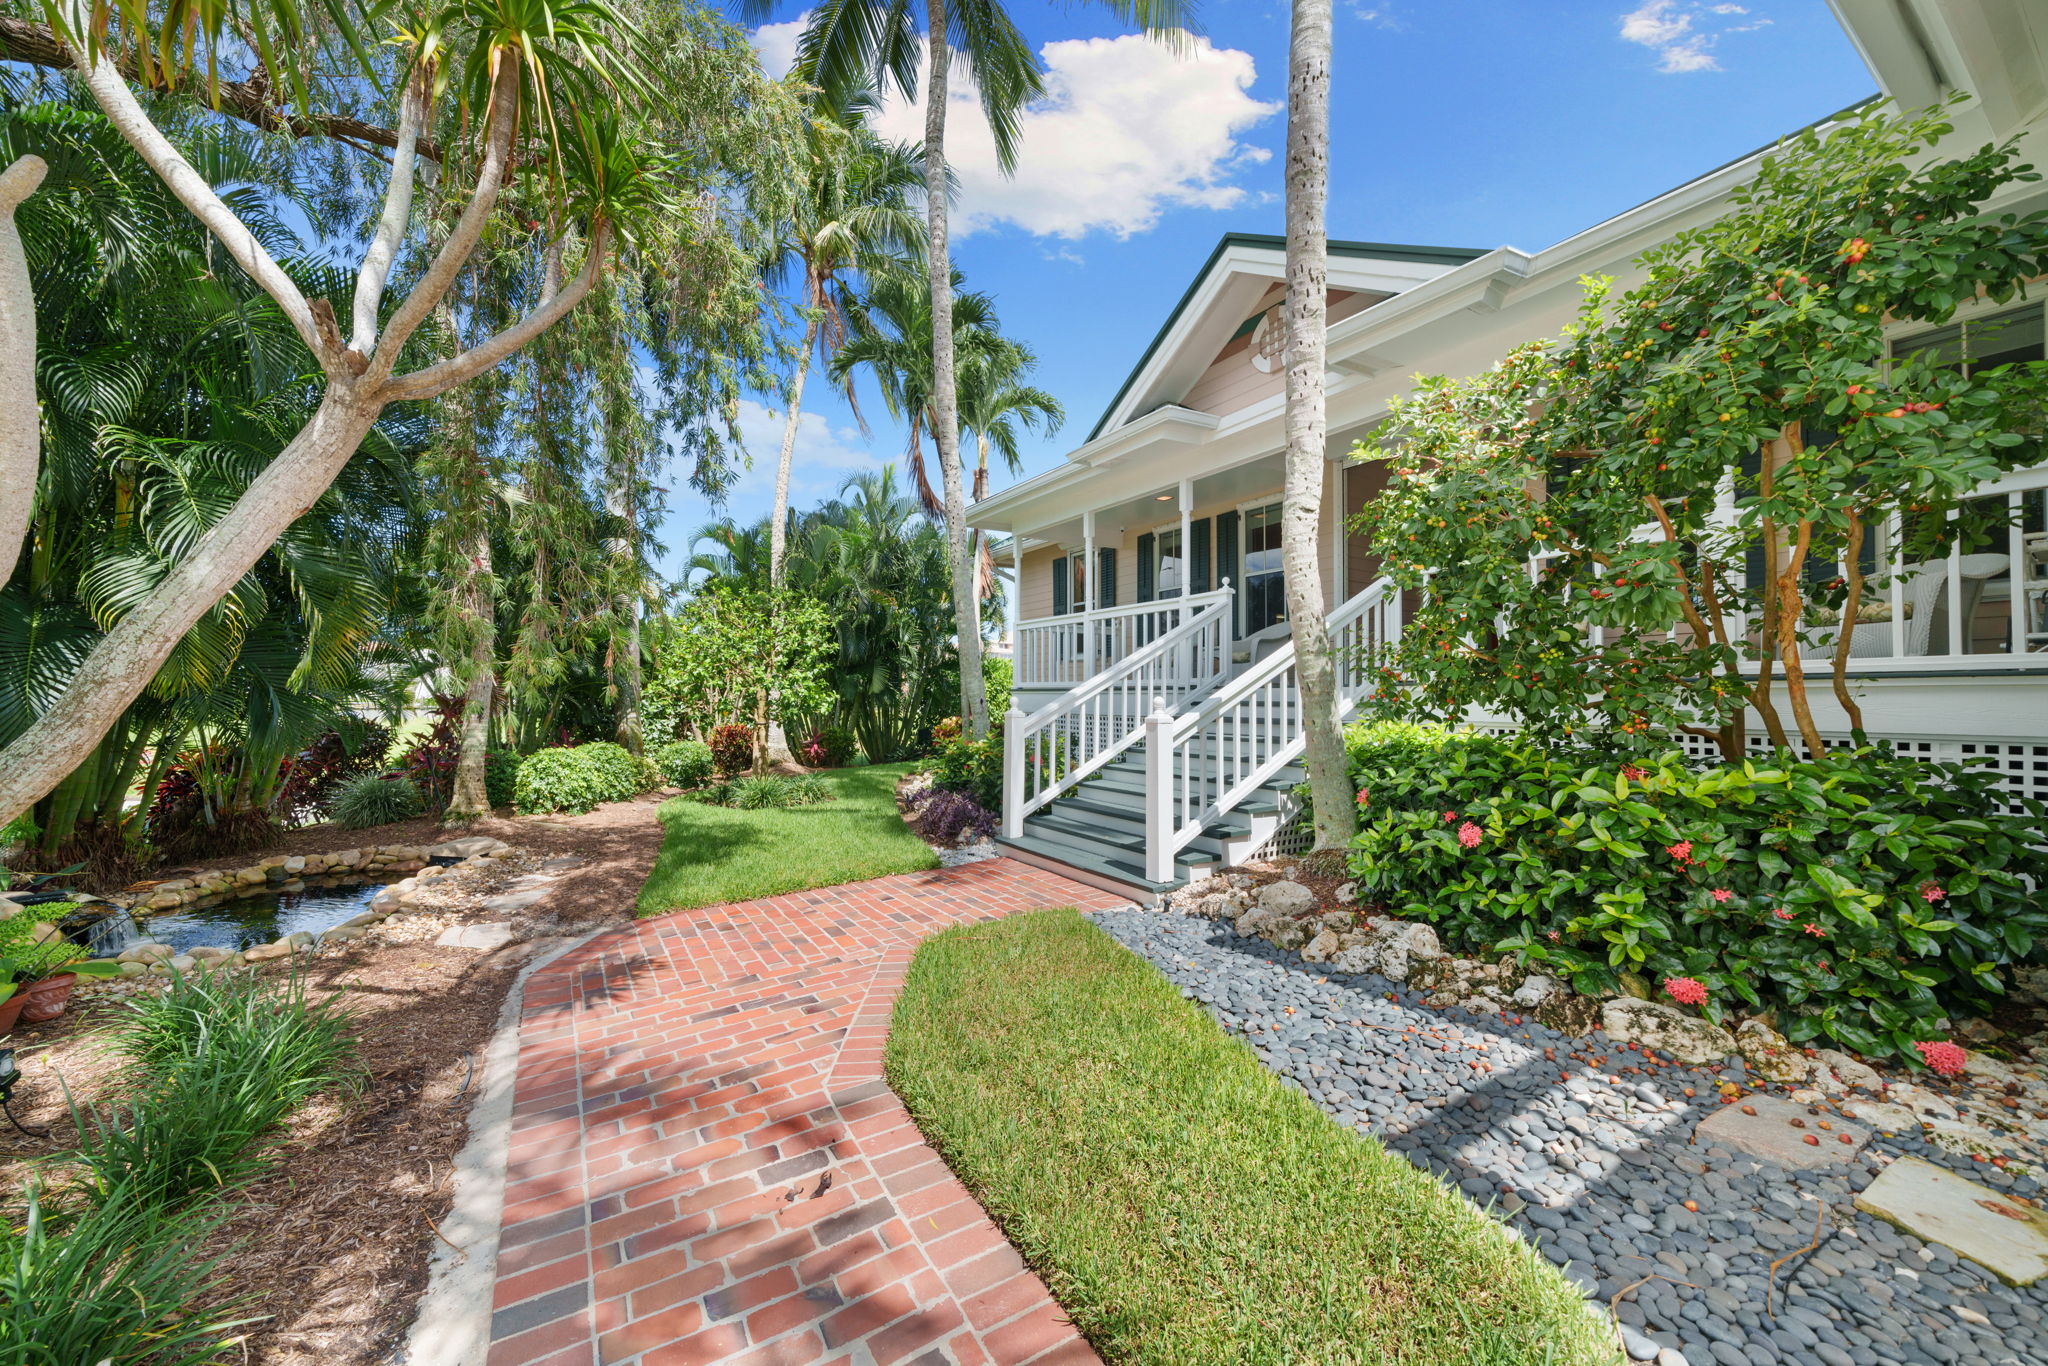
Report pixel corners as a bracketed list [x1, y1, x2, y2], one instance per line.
[657, 1, 1877, 577]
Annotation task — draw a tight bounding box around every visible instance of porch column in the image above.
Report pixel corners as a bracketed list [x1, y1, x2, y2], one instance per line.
[1082, 509, 1096, 675]
[1178, 478, 1193, 593]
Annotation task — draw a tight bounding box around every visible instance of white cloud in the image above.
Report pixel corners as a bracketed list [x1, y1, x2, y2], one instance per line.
[752, 18, 1280, 240]
[727, 398, 890, 504]
[1619, 0, 1766, 73]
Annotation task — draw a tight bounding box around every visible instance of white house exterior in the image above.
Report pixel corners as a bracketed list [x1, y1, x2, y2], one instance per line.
[965, 0, 2048, 900]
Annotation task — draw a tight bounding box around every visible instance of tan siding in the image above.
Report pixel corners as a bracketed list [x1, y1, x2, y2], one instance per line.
[1344, 459, 1390, 598]
[1179, 289, 1377, 419]
[1020, 545, 1059, 621]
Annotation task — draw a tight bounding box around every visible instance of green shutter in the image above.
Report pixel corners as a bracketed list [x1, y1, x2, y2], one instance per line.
[1096, 547, 1118, 608]
[1215, 510, 1240, 638]
[1136, 533, 1156, 601]
[1189, 517, 1212, 593]
[1052, 556, 1069, 615]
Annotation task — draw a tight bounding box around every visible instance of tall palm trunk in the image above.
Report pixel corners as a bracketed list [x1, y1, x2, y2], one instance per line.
[770, 305, 822, 587]
[0, 155, 45, 580]
[924, 0, 986, 738]
[1281, 0, 1353, 854]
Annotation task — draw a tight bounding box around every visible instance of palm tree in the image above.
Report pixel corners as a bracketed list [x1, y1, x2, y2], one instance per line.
[958, 335, 1062, 503]
[1279, 0, 1353, 852]
[765, 87, 925, 586]
[739, 0, 1197, 738]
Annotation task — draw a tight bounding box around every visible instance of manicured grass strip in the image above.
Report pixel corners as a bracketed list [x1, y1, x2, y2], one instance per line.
[636, 762, 939, 915]
[887, 910, 1622, 1366]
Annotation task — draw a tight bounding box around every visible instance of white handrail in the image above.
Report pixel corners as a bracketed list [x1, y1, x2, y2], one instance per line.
[1144, 577, 1400, 881]
[1002, 587, 1233, 837]
[1014, 587, 1232, 686]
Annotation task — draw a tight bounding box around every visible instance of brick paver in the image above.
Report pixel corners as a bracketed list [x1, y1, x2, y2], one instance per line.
[484, 859, 1128, 1366]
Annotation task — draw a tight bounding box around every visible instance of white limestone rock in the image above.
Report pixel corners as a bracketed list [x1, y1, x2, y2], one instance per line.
[1255, 879, 1315, 916]
[1511, 974, 1562, 1008]
[1600, 998, 1736, 1065]
[1735, 1019, 1814, 1084]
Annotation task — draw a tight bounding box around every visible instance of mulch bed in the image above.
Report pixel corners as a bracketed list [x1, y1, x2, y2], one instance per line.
[0, 790, 674, 1365]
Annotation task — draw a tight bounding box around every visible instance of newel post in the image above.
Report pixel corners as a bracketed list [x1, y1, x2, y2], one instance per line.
[1144, 695, 1176, 884]
[1001, 704, 1026, 839]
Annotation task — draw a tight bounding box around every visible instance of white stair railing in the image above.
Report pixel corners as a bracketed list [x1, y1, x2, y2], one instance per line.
[1144, 577, 1400, 882]
[1015, 591, 1228, 687]
[1002, 586, 1232, 837]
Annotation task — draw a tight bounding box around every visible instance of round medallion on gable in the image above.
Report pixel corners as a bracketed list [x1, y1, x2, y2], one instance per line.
[1249, 305, 1283, 374]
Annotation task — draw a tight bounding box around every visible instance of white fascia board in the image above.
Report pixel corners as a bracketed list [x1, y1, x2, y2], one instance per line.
[965, 405, 1221, 531]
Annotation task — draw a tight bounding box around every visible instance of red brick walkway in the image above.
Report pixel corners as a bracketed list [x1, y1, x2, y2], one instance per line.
[485, 859, 1129, 1366]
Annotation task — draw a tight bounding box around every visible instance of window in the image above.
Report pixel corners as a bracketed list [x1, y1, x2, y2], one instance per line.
[1154, 527, 1183, 599]
[1242, 501, 1286, 635]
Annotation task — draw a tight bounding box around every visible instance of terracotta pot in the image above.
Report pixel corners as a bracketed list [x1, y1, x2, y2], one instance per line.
[17, 973, 77, 1023]
[0, 990, 24, 1036]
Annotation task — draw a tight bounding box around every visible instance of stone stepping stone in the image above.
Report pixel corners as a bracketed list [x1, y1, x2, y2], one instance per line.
[539, 856, 586, 871]
[436, 922, 518, 951]
[1855, 1155, 2048, 1286]
[482, 888, 551, 913]
[1692, 1094, 1868, 1169]
[427, 836, 508, 858]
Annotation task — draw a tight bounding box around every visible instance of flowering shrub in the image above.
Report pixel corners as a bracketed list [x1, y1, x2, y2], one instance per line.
[907, 787, 996, 846]
[799, 726, 857, 769]
[928, 733, 1003, 813]
[1342, 722, 2048, 1060]
[515, 742, 644, 815]
[708, 724, 755, 777]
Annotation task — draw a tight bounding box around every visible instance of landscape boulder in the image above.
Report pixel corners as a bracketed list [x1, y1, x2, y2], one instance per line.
[1600, 998, 1735, 1064]
[1255, 879, 1315, 916]
[1735, 1019, 1813, 1083]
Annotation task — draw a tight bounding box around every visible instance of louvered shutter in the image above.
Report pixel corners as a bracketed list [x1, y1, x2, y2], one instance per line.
[1189, 518, 1212, 593]
[1096, 548, 1118, 608]
[1215, 510, 1240, 637]
[1052, 556, 1069, 615]
[1136, 533, 1156, 601]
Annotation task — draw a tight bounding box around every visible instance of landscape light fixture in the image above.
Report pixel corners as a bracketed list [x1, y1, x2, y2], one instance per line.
[0, 1046, 46, 1139]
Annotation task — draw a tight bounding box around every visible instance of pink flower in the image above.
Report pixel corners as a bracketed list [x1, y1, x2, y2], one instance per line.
[1663, 976, 1708, 1006]
[1802, 923, 1825, 937]
[1915, 1040, 1968, 1077]
[1443, 811, 1458, 823]
[1666, 840, 1694, 864]
[1621, 765, 1647, 781]
[1546, 930, 1561, 942]
[1709, 889, 1733, 903]
[1772, 909, 1793, 921]
[1920, 882, 1945, 903]
[1356, 789, 1371, 806]
[1457, 821, 1484, 850]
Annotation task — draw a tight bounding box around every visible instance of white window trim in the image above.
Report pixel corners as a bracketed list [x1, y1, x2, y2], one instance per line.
[1149, 518, 1186, 599]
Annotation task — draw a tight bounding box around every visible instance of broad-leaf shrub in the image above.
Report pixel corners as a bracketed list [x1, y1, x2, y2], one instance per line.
[329, 773, 426, 829]
[928, 734, 1002, 812]
[907, 787, 995, 846]
[798, 725, 856, 768]
[709, 724, 754, 776]
[514, 742, 643, 815]
[1344, 723, 2048, 1060]
[486, 749, 522, 809]
[652, 740, 716, 789]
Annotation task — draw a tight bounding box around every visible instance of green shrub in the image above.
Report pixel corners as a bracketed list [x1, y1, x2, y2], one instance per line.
[0, 1187, 250, 1363]
[1344, 723, 2048, 1060]
[797, 725, 856, 768]
[73, 964, 359, 1208]
[652, 739, 715, 789]
[328, 773, 425, 829]
[685, 774, 832, 810]
[485, 749, 522, 809]
[982, 654, 1013, 720]
[514, 741, 643, 814]
[928, 733, 1002, 812]
[709, 724, 754, 776]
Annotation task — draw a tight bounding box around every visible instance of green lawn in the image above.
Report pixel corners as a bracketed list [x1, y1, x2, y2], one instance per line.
[887, 910, 1622, 1366]
[635, 762, 939, 914]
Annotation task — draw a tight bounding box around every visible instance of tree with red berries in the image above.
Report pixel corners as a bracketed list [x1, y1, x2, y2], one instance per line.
[1358, 98, 2048, 758]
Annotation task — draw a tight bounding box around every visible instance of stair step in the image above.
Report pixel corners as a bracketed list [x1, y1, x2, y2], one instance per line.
[995, 834, 1215, 899]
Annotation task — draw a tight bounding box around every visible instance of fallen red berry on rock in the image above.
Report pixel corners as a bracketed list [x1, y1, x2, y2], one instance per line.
[1803, 1134, 1820, 1146]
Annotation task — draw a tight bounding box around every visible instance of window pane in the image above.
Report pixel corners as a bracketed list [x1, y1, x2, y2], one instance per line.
[1242, 502, 1286, 634]
[1156, 528, 1182, 599]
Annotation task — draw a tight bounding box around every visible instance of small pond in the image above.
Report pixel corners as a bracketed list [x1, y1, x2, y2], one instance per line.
[66, 876, 398, 959]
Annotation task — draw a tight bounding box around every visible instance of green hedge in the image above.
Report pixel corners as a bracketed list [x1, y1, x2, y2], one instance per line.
[1343, 722, 2048, 1060]
[651, 739, 715, 789]
[514, 742, 645, 815]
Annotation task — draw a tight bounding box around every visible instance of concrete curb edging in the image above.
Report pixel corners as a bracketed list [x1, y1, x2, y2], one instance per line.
[402, 927, 608, 1366]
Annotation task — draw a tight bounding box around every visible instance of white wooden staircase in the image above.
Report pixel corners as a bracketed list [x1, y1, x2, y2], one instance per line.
[998, 577, 1401, 900]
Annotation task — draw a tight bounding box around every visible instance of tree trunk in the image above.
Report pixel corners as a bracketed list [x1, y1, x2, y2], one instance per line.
[924, 0, 987, 739]
[446, 528, 497, 821]
[770, 310, 820, 588]
[1281, 0, 1353, 855]
[1830, 508, 1867, 739]
[0, 385, 385, 825]
[0, 155, 46, 581]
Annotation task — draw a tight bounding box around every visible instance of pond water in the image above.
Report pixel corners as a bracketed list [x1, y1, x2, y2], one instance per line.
[68, 878, 392, 959]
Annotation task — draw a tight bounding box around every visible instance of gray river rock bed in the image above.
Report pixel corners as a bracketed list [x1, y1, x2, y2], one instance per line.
[1092, 907, 2048, 1366]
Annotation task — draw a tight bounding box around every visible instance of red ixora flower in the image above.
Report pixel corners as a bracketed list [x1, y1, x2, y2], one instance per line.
[1772, 909, 1794, 921]
[1915, 1040, 1968, 1077]
[1920, 882, 1946, 903]
[1621, 765, 1647, 781]
[1663, 976, 1709, 1007]
[1356, 789, 1371, 806]
[1442, 811, 1459, 823]
[1710, 889, 1733, 903]
[1802, 923, 1825, 937]
[1666, 840, 1694, 864]
[1547, 930, 1561, 942]
[1457, 821, 1484, 850]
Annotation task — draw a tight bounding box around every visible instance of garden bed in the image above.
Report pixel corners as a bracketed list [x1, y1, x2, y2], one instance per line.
[886, 908, 1621, 1365]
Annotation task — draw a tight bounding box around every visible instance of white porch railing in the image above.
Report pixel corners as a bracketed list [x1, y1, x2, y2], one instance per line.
[1002, 589, 1233, 836]
[1144, 577, 1401, 882]
[1014, 588, 1233, 688]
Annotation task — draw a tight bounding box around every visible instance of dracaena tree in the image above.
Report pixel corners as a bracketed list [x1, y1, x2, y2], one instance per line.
[1358, 99, 2048, 761]
[0, 0, 667, 827]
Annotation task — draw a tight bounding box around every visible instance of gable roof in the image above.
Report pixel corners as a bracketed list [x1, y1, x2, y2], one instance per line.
[1084, 233, 1488, 442]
